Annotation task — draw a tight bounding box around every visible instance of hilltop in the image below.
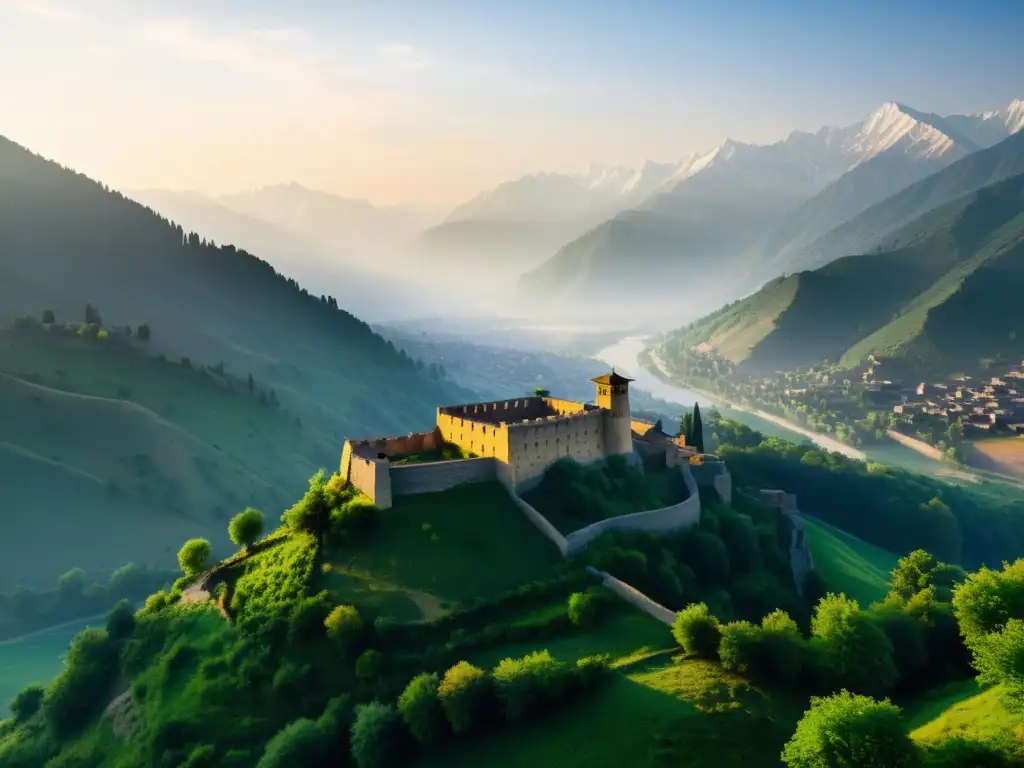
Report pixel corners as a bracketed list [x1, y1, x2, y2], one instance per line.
[657, 170, 1024, 376]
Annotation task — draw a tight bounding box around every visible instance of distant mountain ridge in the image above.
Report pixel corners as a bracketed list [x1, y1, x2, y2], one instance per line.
[517, 98, 1022, 319]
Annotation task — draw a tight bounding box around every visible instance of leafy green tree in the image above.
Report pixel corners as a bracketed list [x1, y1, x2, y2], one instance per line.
[810, 594, 897, 698]
[41, 309, 55, 324]
[438, 661, 492, 733]
[398, 672, 446, 745]
[350, 702, 404, 768]
[258, 718, 329, 768]
[285, 471, 333, 545]
[228, 508, 264, 551]
[567, 591, 603, 628]
[57, 567, 87, 602]
[492, 650, 570, 722]
[325, 604, 363, 652]
[105, 599, 136, 641]
[781, 691, 917, 768]
[969, 618, 1024, 710]
[177, 538, 212, 577]
[952, 559, 1024, 646]
[136, 323, 151, 342]
[671, 602, 722, 658]
[9, 684, 45, 722]
[355, 649, 384, 679]
[84, 303, 101, 326]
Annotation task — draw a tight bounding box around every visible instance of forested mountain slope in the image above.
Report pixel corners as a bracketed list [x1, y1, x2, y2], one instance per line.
[659, 172, 1024, 375]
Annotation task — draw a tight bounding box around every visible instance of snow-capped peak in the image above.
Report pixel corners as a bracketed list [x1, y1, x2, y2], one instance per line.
[846, 101, 968, 166]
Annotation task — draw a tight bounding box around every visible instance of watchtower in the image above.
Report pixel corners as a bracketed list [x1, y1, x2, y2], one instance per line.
[592, 370, 634, 456]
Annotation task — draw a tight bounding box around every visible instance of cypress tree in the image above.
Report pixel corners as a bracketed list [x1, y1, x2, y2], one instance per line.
[691, 403, 705, 453]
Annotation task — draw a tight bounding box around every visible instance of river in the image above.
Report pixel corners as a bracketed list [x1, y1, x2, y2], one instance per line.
[594, 335, 970, 479]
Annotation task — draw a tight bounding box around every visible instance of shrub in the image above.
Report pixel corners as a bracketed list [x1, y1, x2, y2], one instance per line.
[177, 538, 212, 577]
[9, 684, 45, 722]
[325, 604, 364, 652]
[920, 734, 1014, 767]
[44, 628, 118, 736]
[438, 661, 492, 733]
[718, 620, 763, 675]
[575, 654, 611, 687]
[180, 745, 217, 768]
[228, 508, 265, 550]
[492, 650, 570, 723]
[331, 499, 379, 542]
[398, 673, 446, 745]
[350, 702, 404, 768]
[672, 602, 722, 658]
[567, 590, 603, 628]
[781, 691, 917, 768]
[142, 591, 170, 615]
[288, 592, 332, 645]
[355, 649, 384, 679]
[258, 718, 329, 768]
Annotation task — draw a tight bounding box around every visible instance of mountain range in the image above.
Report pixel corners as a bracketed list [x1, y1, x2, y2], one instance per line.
[655, 131, 1024, 377]
[519, 98, 1024, 320]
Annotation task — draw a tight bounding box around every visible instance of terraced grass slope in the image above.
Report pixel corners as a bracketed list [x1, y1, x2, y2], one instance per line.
[0, 331, 331, 588]
[803, 517, 899, 607]
[320, 482, 565, 622]
[659, 172, 1024, 376]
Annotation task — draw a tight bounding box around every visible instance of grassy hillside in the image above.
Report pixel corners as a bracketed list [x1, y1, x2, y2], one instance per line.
[321, 482, 564, 621]
[418, 658, 805, 768]
[909, 682, 1019, 746]
[0, 327, 333, 588]
[803, 517, 898, 607]
[659, 171, 1024, 375]
[0, 135, 477, 587]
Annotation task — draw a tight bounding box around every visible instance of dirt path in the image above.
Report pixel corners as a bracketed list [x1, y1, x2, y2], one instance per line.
[647, 349, 867, 461]
[407, 590, 447, 621]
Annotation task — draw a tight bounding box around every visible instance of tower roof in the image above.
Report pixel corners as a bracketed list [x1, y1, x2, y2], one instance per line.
[592, 370, 634, 386]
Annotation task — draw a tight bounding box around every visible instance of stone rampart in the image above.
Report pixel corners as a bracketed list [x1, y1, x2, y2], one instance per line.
[506, 408, 607, 486]
[509, 492, 570, 556]
[345, 430, 440, 460]
[390, 457, 498, 496]
[562, 464, 701, 556]
[759, 488, 815, 596]
[690, 460, 733, 504]
[585, 566, 675, 626]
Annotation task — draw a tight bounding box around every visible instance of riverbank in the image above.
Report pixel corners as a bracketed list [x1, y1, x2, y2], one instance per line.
[645, 348, 867, 461]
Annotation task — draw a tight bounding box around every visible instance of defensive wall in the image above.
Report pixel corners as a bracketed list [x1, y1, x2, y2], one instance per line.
[758, 489, 815, 596]
[585, 566, 676, 626]
[560, 463, 702, 555]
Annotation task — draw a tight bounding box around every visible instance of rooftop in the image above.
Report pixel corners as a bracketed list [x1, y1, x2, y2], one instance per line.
[592, 370, 634, 386]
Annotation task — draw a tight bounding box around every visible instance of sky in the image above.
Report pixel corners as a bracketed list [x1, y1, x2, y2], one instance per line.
[0, 0, 1021, 208]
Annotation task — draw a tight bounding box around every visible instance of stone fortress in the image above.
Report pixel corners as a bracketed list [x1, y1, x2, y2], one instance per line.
[341, 371, 734, 556]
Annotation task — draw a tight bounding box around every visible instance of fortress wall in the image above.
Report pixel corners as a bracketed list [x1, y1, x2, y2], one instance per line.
[506, 409, 606, 486]
[438, 396, 549, 426]
[630, 418, 656, 435]
[347, 455, 392, 508]
[541, 397, 592, 417]
[508, 491, 570, 556]
[346, 430, 440, 460]
[390, 457, 498, 496]
[436, 413, 510, 461]
[586, 566, 676, 626]
[690, 461, 733, 504]
[563, 464, 701, 556]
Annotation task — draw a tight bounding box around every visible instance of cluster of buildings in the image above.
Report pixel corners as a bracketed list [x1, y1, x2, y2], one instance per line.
[869, 359, 1024, 435]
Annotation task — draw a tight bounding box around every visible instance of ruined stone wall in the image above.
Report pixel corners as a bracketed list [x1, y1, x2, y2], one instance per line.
[506, 409, 607, 486]
[436, 413, 510, 461]
[390, 457, 498, 496]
